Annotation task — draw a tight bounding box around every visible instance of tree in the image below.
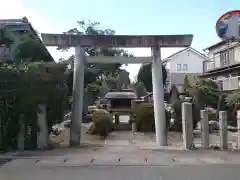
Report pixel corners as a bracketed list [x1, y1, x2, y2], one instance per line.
[134, 82, 147, 98]
[183, 73, 191, 91]
[137, 63, 167, 92]
[62, 20, 133, 99]
[13, 33, 53, 63]
[0, 61, 68, 150]
[0, 30, 67, 150]
[62, 20, 132, 77]
[194, 79, 219, 108]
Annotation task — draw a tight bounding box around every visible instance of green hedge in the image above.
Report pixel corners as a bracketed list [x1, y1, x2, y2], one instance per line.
[134, 103, 170, 132]
[0, 62, 68, 151]
[90, 110, 113, 137]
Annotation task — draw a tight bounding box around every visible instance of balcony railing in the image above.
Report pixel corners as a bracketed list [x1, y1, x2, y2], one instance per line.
[203, 53, 240, 73]
[215, 76, 240, 91]
[203, 60, 215, 72]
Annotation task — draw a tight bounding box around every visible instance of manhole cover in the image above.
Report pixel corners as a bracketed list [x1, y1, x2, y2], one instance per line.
[0, 158, 13, 167]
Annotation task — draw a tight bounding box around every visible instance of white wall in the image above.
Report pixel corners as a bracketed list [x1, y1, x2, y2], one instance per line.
[234, 46, 240, 62]
[167, 49, 205, 73]
[165, 61, 171, 69]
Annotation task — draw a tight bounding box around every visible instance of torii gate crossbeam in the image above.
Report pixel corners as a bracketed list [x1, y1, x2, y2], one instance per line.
[41, 33, 193, 146]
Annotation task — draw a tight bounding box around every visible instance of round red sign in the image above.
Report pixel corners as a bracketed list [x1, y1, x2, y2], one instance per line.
[216, 10, 240, 41]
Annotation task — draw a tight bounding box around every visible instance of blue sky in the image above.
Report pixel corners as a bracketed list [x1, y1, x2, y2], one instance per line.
[1, 0, 239, 80]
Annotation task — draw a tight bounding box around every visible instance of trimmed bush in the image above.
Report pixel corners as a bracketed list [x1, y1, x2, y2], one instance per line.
[134, 103, 154, 132]
[226, 91, 240, 126]
[134, 103, 170, 132]
[91, 109, 113, 137]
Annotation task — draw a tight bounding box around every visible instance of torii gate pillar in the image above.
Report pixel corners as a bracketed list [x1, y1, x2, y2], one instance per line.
[152, 45, 167, 145]
[70, 46, 85, 145]
[41, 33, 193, 146]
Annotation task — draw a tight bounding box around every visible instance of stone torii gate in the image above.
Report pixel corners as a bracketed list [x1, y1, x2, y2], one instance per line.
[41, 33, 193, 146]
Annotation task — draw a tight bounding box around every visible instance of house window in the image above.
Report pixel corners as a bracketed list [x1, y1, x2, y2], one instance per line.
[177, 64, 181, 72]
[183, 64, 188, 71]
[229, 48, 235, 63]
[220, 49, 235, 65]
[220, 51, 228, 66]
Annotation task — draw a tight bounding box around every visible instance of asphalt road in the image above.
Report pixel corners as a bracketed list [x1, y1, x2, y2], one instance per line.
[1, 164, 240, 180]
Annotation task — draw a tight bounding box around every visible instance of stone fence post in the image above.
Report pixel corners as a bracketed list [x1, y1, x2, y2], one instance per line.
[237, 111, 240, 148]
[18, 114, 25, 151]
[37, 104, 48, 149]
[200, 110, 209, 149]
[182, 102, 193, 150]
[219, 111, 228, 150]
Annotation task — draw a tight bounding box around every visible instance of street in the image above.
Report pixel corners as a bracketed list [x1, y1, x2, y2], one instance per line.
[1, 129, 240, 180]
[2, 148, 240, 180]
[1, 163, 240, 180]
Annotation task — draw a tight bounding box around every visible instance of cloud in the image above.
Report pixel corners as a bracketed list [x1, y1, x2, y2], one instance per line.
[0, 0, 183, 81]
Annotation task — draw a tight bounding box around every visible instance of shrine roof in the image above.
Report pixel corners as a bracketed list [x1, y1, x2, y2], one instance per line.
[104, 92, 137, 99]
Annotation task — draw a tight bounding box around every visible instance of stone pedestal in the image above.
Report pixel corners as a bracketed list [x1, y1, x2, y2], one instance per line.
[237, 111, 240, 148]
[132, 123, 137, 133]
[182, 102, 193, 150]
[200, 110, 209, 149]
[219, 111, 228, 150]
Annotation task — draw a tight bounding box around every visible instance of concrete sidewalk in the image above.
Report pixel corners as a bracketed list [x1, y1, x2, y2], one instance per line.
[1, 130, 239, 158]
[1, 130, 240, 167]
[2, 147, 240, 167]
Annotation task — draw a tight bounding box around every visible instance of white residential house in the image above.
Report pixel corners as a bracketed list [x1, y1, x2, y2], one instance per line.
[201, 41, 240, 91]
[162, 47, 207, 92]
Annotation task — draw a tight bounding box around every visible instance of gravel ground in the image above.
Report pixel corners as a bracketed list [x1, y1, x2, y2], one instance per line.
[49, 115, 239, 150]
